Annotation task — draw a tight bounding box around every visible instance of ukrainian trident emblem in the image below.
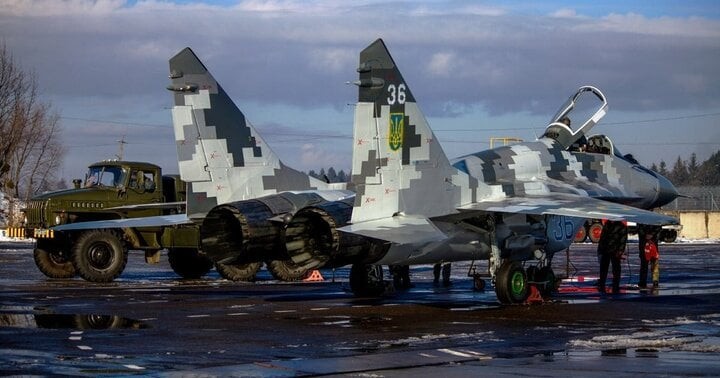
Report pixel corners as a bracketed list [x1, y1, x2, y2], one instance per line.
[388, 113, 404, 151]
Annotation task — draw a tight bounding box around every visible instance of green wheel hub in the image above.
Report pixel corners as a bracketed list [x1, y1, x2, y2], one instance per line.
[510, 271, 526, 295]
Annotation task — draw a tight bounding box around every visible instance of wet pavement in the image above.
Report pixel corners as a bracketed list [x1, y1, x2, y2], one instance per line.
[1, 240, 719, 376]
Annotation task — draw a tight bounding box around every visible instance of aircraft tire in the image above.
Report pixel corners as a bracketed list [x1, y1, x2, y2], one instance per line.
[349, 264, 385, 297]
[215, 261, 261, 282]
[495, 261, 529, 304]
[33, 243, 76, 279]
[72, 230, 128, 283]
[168, 248, 213, 279]
[266, 259, 310, 281]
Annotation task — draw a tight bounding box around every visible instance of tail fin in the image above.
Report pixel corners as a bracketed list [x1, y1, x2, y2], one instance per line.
[167, 48, 334, 218]
[350, 39, 468, 224]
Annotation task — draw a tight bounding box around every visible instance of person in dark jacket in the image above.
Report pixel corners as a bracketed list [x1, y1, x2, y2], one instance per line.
[597, 220, 628, 294]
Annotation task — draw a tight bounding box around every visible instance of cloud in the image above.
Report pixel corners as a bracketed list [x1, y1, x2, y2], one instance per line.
[1, 0, 719, 175]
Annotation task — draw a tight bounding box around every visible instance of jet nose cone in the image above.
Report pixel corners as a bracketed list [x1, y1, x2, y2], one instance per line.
[654, 174, 679, 208]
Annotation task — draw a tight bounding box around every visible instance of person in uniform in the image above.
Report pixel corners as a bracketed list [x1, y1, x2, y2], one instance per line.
[597, 220, 628, 294]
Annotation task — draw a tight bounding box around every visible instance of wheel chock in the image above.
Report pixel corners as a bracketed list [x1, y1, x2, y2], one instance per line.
[303, 270, 324, 282]
[525, 284, 544, 304]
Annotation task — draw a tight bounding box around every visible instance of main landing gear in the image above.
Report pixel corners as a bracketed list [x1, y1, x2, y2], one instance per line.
[493, 260, 558, 304]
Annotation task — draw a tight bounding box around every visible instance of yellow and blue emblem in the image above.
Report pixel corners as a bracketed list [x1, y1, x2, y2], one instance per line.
[388, 113, 404, 151]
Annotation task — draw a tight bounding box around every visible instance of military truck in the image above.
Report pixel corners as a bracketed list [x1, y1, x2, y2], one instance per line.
[10, 160, 211, 282]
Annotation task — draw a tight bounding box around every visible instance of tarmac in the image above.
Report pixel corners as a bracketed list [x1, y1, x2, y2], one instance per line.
[1, 240, 719, 376]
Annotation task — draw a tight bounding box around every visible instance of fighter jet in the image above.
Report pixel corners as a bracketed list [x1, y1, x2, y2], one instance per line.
[266, 39, 679, 303]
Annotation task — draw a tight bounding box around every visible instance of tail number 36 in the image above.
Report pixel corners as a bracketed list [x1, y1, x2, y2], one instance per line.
[387, 84, 406, 105]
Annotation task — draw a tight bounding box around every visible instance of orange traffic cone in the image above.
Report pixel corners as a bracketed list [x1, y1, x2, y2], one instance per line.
[303, 270, 324, 282]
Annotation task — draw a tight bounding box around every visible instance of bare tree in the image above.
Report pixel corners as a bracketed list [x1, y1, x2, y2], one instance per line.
[0, 44, 64, 224]
[0, 44, 28, 190]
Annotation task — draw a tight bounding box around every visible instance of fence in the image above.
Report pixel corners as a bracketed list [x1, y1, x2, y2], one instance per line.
[665, 186, 720, 211]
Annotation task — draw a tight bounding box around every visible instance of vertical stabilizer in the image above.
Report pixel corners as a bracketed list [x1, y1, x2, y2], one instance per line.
[167, 48, 334, 218]
[350, 39, 470, 224]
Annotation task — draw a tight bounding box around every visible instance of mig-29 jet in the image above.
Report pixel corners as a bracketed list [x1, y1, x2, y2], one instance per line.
[332, 39, 679, 302]
[184, 39, 679, 304]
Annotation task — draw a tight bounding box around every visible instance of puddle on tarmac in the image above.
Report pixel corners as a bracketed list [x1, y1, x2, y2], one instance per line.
[0, 313, 149, 330]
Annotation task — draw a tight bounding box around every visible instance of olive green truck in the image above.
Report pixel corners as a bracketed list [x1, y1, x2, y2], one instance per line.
[8, 160, 212, 282]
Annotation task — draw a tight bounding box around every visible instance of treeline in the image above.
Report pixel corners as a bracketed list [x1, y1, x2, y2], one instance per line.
[307, 167, 349, 183]
[651, 151, 720, 186]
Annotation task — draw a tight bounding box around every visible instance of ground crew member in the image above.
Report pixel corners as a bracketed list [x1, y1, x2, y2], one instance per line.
[642, 228, 661, 289]
[637, 224, 661, 289]
[433, 262, 452, 286]
[597, 220, 628, 294]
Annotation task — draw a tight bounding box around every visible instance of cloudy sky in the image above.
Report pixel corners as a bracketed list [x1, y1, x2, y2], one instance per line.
[1, 0, 719, 181]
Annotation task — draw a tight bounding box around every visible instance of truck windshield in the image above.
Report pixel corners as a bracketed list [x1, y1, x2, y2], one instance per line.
[85, 166, 126, 188]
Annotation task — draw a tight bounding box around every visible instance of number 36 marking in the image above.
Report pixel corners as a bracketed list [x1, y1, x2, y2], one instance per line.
[387, 84, 406, 105]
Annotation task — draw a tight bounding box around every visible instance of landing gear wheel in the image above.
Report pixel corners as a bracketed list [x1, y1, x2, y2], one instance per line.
[267, 259, 310, 281]
[72, 230, 127, 283]
[536, 266, 557, 297]
[473, 275, 486, 291]
[34, 242, 75, 279]
[349, 264, 385, 297]
[215, 261, 261, 281]
[168, 248, 213, 279]
[495, 261, 529, 304]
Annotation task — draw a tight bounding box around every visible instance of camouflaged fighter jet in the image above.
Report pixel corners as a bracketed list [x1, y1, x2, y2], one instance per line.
[263, 39, 679, 303]
[330, 39, 679, 303]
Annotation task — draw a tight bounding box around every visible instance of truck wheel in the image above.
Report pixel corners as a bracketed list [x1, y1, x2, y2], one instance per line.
[661, 230, 678, 243]
[72, 230, 128, 283]
[215, 261, 261, 281]
[588, 222, 603, 243]
[34, 245, 76, 279]
[168, 248, 213, 279]
[574, 225, 588, 243]
[266, 259, 310, 281]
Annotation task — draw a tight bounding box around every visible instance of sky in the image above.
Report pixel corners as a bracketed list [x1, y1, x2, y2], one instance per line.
[1, 0, 719, 182]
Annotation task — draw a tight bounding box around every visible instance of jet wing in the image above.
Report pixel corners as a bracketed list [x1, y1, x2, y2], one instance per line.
[339, 215, 447, 245]
[52, 214, 193, 231]
[459, 193, 678, 226]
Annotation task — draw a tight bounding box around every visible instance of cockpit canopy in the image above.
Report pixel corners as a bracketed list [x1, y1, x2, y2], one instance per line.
[542, 86, 608, 150]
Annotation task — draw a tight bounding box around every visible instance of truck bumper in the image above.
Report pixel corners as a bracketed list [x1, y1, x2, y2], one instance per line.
[5, 228, 55, 239]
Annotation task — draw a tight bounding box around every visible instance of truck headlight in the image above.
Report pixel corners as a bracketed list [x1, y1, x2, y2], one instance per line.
[55, 215, 62, 225]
